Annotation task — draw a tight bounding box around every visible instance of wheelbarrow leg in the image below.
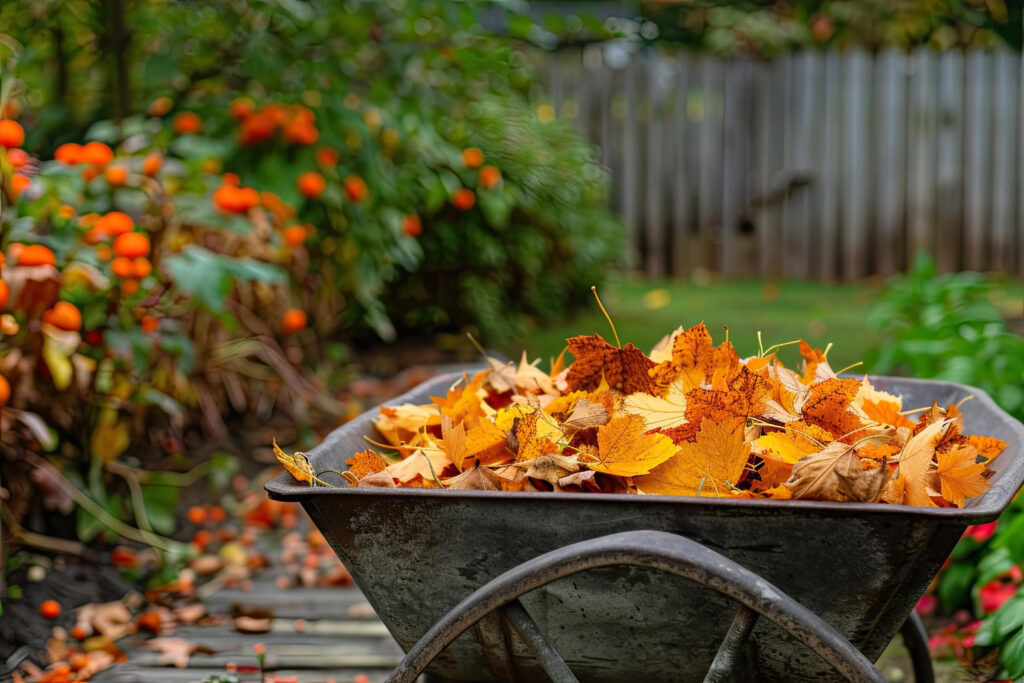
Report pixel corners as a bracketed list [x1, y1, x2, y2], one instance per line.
[502, 599, 577, 683]
[386, 530, 885, 683]
[899, 612, 934, 683]
[704, 606, 758, 683]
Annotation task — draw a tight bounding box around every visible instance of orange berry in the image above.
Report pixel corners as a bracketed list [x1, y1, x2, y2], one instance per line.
[462, 147, 484, 169]
[283, 225, 307, 246]
[403, 214, 421, 237]
[71, 625, 87, 640]
[209, 505, 227, 522]
[0, 280, 7, 309]
[451, 187, 475, 211]
[253, 643, 266, 655]
[79, 213, 101, 228]
[58, 205, 75, 220]
[148, 96, 173, 117]
[192, 529, 212, 549]
[142, 153, 162, 176]
[316, 147, 339, 167]
[140, 315, 159, 334]
[282, 119, 318, 145]
[43, 301, 82, 332]
[121, 279, 139, 295]
[173, 111, 202, 135]
[213, 185, 259, 214]
[113, 232, 150, 259]
[230, 97, 254, 120]
[96, 211, 134, 236]
[70, 654, 90, 671]
[8, 148, 28, 168]
[187, 506, 207, 525]
[82, 165, 102, 181]
[0, 374, 9, 408]
[132, 257, 152, 279]
[343, 174, 368, 202]
[136, 611, 162, 634]
[281, 308, 307, 334]
[10, 174, 29, 198]
[39, 600, 61, 619]
[54, 143, 83, 165]
[105, 166, 127, 186]
[80, 142, 113, 166]
[296, 171, 325, 199]
[478, 165, 502, 190]
[111, 257, 134, 278]
[95, 245, 112, 261]
[17, 244, 56, 267]
[221, 172, 240, 187]
[0, 120, 24, 148]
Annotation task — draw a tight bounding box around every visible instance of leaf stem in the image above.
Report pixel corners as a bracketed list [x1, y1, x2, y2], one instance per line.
[591, 286, 620, 347]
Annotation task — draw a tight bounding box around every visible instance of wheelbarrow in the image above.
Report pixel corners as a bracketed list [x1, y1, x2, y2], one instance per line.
[267, 373, 1024, 682]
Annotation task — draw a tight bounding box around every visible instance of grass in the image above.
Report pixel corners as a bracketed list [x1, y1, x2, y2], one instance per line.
[508, 277, 884, 372]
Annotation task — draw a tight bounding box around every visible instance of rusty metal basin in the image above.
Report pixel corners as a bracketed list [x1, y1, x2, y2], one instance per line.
[267, 374, 1024, 682]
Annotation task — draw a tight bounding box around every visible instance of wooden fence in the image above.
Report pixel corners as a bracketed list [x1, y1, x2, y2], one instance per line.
[539, 46, 1024, 280]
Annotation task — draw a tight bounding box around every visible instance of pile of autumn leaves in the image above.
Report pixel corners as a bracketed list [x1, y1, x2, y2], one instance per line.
[277, 324, 1007, 507]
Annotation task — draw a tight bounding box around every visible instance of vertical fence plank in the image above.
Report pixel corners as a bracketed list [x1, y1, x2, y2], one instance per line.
[907, 48, 938, 266]
[841, 50, 871, 280]
[991, 50, 1018, 273]
[720, 62, 745, 277]
[645, 56, 666, 278]
[874, 48, 906, 275]
[936, 50, 964, 273]
[671, 59, 691, 277]
[964, 51, 991, 270]
[697, 57, 724, 271]
[621, 55, 644, 268]
[817, 52, 841, 281]
[756, 60, 785, 278]
[783, 52, 816, 279]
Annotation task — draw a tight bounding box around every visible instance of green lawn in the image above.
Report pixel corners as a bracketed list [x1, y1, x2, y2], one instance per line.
[509, 278, 884, 373]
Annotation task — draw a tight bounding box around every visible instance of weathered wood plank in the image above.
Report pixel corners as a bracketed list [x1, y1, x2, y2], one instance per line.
[817, 51, 841, 281]
[873, 48, 906, 275]
[645, 55, 667, 277]
[621, 54, 644, 267]
[756, 59, 785, 278]
[907, 48, 938, 266]
[671, 58, 691, 277]
[697, 56, 724, 271]
[991, 50, 1018, 272]
[936, 49, 964, 273]
[841, 50, 872, 280]
[784, 51, 817, 279]
[963, 50, 991, 270]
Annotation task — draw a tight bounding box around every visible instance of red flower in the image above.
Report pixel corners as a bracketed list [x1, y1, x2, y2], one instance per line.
[979, 580, 1017, 613]
[964, 521, 998, 542]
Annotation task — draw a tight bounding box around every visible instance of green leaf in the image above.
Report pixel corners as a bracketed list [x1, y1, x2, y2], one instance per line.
[165, 246, 285, 314]
[141, 484, 179, 535]
[938, 563, 976, 612]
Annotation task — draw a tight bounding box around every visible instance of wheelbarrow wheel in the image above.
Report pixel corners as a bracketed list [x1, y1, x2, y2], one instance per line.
[387, 530, 910, 683]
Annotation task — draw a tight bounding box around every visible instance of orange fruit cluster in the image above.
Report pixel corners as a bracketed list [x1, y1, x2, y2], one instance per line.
[213, 181, 261, 214]
[238, 102, 318, 146]
[172, 111, 202, 135]
[296, 171, 325, 199]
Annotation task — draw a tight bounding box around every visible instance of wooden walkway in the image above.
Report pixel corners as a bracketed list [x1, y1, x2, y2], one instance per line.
[93, 578, 404, 682]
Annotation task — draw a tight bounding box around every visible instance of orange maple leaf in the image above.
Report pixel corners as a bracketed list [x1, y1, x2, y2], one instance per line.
[588, 414, 679, 477]
[800, 377, 864, 442]
[965, 435, 1009, 462]
[345, 449, 388, 480]
[565, 334, 657, 395]
[756, 424, 828, 465]
[636, 418, 750, 497]
[935, 446, 991, 507]
[649, 323, 739, 393]
[860, 397, 915, 429]
[465, 420, 511, 466]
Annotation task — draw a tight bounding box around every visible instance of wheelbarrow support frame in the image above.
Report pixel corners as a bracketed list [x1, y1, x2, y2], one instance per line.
[388, 530, 892, 683]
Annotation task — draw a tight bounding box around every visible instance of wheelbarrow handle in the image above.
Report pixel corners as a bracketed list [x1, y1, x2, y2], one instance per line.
[387, 529, 889, 683]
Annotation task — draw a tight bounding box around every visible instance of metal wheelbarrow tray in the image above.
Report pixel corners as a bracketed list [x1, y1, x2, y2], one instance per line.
[267, 373, 1024, 682]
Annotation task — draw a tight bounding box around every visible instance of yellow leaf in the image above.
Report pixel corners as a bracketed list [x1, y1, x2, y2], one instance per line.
[91, 410, 129, 462]
[622, 381, 687, 429]
[935, 446, 991, 507]
[589, 415, 679, 477]
[635, 419, 749, 496]
[893, 418, 952, 507]
[345, 449, 388, 480]
[755, 424, 828, 465]
[273, 438, 328, 486]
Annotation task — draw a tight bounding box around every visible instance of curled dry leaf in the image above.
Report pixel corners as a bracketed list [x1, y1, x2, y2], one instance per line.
[784, 441, 890, 503]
